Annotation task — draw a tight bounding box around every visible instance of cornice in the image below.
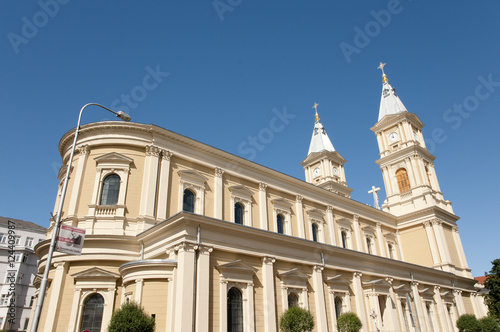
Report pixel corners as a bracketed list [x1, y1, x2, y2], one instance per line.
[370, 112, 425, 133]
[375, 144, 436, 166]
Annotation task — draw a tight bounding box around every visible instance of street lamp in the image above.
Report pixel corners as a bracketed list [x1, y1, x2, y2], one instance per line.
[30, 103, 131, 332]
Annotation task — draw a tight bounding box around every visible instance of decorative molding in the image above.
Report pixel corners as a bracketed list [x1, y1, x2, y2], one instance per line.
[259, 182, 268, 191]
[215, 167, 225, 178]
[161, 150, 173, 160]
[146, 145, 161, 157]
[296, 194, 303, 203]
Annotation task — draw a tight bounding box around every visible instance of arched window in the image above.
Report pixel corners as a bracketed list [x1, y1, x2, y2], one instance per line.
[227, 287, 243, 332]
[183, 189, 195, 213]
[334, 296, 343, 319]
[234, 203, 244, 225]
[81, 293, 104, 332]
[100, 174, 120, 205]
[341, 231, 347, 249]
[277, 214, 284, 234]
[312, 223, 318, 242]
[288, 292, 299, 308]
[396, 168, 411, 193]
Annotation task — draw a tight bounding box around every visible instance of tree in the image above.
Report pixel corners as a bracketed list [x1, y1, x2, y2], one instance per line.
[485, 259, 500, 320]
[479, 316, 500, 332]
[279, 306, 315, 332]
[337, 312, 362, 332]
[107, 301, 155, 332]
[456, 314, 481, 332]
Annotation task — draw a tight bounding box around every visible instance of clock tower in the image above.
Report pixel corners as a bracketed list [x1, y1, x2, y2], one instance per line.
[301, 103, 352, 197]
[370, 63, 453, 215]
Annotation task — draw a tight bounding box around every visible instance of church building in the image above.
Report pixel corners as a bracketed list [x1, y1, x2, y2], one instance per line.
[30, 65, 487, 331]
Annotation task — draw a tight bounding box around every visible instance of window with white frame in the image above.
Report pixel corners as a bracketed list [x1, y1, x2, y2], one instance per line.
[307, 209, 325, 243]
[337, 218, 353, 249]
[0, 234, 6, 243]
[271, 198, 292, 235]
[183, 189, 196, 213]
[229, 185, 253, 226]
[25, 237, 34, 247]
[227, 287, 244, 332]
[0, 294, 8, 305]
[14, 236, 21, 245]
[384, 233, 399, 260]
[278, 268, 310, 311]
[178, 169, 208, 215]
[100, 174, 120, 205]
[362, 226, 377, 255]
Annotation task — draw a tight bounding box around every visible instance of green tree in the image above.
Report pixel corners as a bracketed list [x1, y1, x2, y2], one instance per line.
[479, 316, 500, 332]
[485, 259, 500, 320]
[279, 306, 314, 332]
[337, 312, 362, 332]
[456, 314, 481, 332]
[107, 301, 155, 332]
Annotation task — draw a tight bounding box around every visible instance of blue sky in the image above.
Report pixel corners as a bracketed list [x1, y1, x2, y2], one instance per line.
[0, 1, 498, 277]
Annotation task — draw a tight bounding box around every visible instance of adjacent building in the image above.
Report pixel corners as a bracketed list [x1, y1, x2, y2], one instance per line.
[0, 217, 46, 331]
[31, 67, 486, 331]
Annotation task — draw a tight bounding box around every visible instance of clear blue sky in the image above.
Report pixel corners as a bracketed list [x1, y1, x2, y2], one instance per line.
[0, 1, 498, 277]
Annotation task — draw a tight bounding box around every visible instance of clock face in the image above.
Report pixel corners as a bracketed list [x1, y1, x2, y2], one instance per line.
[333, 167, 339, 175]
[313, 167, 321, 177]
[388, 132, 399, 142]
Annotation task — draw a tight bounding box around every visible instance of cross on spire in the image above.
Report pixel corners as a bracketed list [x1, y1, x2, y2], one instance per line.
[313, 102, 320, 122]
[377, 62, 388, 83]
[368, 185, 381, 210]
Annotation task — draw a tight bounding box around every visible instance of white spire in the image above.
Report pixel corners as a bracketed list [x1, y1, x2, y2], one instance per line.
[377, 62, 407, 121]
[307, 103, 335, 155]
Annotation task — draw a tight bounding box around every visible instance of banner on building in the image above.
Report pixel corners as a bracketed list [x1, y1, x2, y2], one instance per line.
[56, 225, 86, 255]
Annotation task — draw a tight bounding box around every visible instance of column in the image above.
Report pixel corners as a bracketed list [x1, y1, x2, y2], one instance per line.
[67, 288, 82, 332]
[214, 168, 224, 219]
[410, 281, 425, 332]
[423, 221, 441, 266]
[386, 278, 399, 331]
[262, 257, 277, 332]
[432, 220, 453, 269]
[326, 206, 337, 246]
[353, 215, 363, 252]
[396, 230, 405, 261]
[135, 279, 144, 304]
[382, 167, 393, 196]
[312, 266, 328, 332]
[245, 283, 255, 332]
[196, 246, 213, 332]
[43, 262, 67, 332]
[454, 290, 466, 316]
[434, 286, 451, 332]
[220, 281, 229, 331]
[166, 277, 175, 332]
[295, 195, 305, 239]
[367, 294, 382, 332]
[139, 145, 160, 218]
[259, 183, 268, 230]
[173, 242, 196, 331]
[352, 272, 367, 330]
[156, 150, 173, 220]
[393, 293, 406, 332]
[410, 156, 422, 185]
[452, 226, 470, 272]
[376, 223, 386, 257]
[68, 145, 90, 217]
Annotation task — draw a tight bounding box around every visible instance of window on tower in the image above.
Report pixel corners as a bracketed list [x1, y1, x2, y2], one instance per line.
[396, 168, 411, 193]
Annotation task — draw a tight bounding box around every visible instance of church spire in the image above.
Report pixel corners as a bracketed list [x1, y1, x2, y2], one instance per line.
[377, 62, 408, 121]
[307, 103, 335, 155]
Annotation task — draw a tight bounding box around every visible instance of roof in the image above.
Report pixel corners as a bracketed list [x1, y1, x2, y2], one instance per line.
[0, 216, 47, 233]
[378, 74, 408, 121]
[475, 276, 488, 285]
[307, 113, 335, 155]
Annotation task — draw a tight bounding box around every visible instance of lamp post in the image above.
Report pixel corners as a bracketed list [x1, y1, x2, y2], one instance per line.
[30, 103, 131, 332]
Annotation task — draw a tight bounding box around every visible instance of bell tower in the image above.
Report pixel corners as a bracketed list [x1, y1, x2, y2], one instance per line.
[301, 103, 352, 197]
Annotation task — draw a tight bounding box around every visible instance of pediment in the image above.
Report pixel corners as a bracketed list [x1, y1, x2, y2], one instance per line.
[178, 169, 208, 184]
[393, 283, 412, 294]
[272, 198, 292, 210]
[216, 260, 257, 274]
[362, 225, 376, 234]
[419, 287, 435, 297]
[278, 268, 309, 280]
[363, 278, 392, 289]
[229, 185, 254, 198]
[94, 152, 133, 165]
[325, 274, 351, 285]
[306, 209, 324, 221]
[71, 267, 121, 280]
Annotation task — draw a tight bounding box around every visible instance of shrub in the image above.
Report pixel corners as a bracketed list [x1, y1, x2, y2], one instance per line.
[107, 301, 155, 332]
[456, 314, 481, 332]
[480, 316, 500, 332]
[279, 306, 315, 332]
[337, 312, 362, 332]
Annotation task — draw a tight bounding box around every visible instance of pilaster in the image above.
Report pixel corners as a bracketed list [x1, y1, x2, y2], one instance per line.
[312, 265, 328, 332]
[139, 145, 160, 218]
[262, 257, 276, 332]
[43, 262, 67, 332]
[423, 221, 441, 266]
[214, 168, 224, 219]
[172, 242, 196, 331]
[259, 183, 268, 230]
[376, 222, 386, 257]
[156, 150, 173, 220]
[353, 215, 363, 251]
[196, 246, 213, 332]
[135, 278, 144, 304]
[295, 195, 305, 238]
[326, 206, 336, 246]
[352, 272, 367, 330]
[68, 145, 90, 217]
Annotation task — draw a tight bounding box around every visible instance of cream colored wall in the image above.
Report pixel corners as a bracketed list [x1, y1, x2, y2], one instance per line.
[399, 225, 434, 267]
[142, 280, 168, 331]
[462, 293, 474, 315]
[443, 225, 461, 267]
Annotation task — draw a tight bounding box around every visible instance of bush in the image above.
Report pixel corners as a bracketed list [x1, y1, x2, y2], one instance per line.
[107, 301, 155, 332]
[337, 312, 362, 332]
[480, 316, 500, 332]
[279, 306, 315, 332]
[456, 314, 481, 332]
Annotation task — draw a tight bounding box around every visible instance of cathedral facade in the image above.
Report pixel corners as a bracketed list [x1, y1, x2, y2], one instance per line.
[31, 68, 486, 332]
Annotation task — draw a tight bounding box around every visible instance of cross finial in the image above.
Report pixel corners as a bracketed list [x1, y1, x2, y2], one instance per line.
[377, 62, 388, 83]
[368, 185, 381, 210]
[313, 102, 320, 121]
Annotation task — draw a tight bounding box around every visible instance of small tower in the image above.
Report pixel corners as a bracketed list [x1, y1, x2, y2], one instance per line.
[301, 103, 352, 197]
[370, 63, 453, 215]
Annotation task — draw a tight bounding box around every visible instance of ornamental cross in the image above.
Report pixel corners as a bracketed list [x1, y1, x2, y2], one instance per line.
[313, 102, 319, 111]
[368, 185, 381, 210]
[377, 62, 386, 75]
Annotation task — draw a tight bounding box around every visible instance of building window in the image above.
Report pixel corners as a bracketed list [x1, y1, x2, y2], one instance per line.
[227, 287, 243, 332]
[288, 292, 299, 308]
[29, 296, 35, 307]
[234, 203, 244, 225]
[183, 189, 196, 213]
[17, 273, 23, 284]
[396, 168, 411, 193]
[80, 293, 104, 332]
[24, 318, 29, 330]
[25, 237, 34, 247]
[100, 174, 120, 205]
[334, 296, 343, 319]
[341, 231, 347, 249]
[22, 254, 28, 263]
[0, 294, 8, 305]
[0, 234, 6, 243]
[277, 214, 284, 234]
[14, 252, 22, 262]
[312, 223, 318, 242]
